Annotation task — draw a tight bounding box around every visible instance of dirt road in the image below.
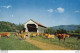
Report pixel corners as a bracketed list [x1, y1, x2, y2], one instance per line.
[26, 38, 71, 50]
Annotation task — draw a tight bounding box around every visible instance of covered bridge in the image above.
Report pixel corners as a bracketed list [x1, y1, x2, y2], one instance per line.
[24, 19, 47, 33]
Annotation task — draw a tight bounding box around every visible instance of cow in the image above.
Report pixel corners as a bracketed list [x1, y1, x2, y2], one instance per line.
[36, 33, 39, 36]
[1, 33, 10, 38]
[32, 33, 37, 37]
[0, 34, 1, 38]
[48, 35, 55, 39]
[40, 33, 44, 36]
[56, 33, 70, 42]
[32, 33, 40, 37]
[20, 30, 23, 34]
[20, 28, 26, 34]
[44, 33, 50, 38]
[20, 34, 26, 39]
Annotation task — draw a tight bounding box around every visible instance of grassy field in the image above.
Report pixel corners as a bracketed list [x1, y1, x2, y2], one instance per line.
[0, 32, 80, 50]
[0, 32, 41, 50]
[30, 35, 80, 50]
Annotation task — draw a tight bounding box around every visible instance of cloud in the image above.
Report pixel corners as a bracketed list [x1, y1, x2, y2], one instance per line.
[1, 5, 12, 8]
[57, 7, 64, 13]
[75, 10, 80, 13]
[47, 7, 64, 13]
[48, 9, 54, 13]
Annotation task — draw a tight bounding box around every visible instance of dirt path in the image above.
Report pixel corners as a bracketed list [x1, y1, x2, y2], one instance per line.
[26, 38, 71, 50]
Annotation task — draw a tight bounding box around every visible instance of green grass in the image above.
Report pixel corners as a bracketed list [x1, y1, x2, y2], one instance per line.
[30, 35, 80, 50]
[0, 33, 41, 50]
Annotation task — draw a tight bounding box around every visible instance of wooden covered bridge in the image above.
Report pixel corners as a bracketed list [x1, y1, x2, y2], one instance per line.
[24, 19, 47, 33]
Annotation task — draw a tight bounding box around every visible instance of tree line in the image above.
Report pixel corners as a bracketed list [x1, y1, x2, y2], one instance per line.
[0, 21, 24, 32]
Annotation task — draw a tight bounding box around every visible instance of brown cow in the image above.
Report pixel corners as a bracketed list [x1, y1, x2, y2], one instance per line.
[56, 34, 70, 42]
[2, 33, 10, 37]
[40, 33, 44, 36]
[20, 34, 26, 39]
[0, 34, 1, 38]
[44, 33, 50, 38]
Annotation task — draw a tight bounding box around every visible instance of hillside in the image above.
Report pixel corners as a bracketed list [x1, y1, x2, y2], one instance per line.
[0, 21, 18, 32]
[0, 21, 24, 32]
[53, 25, 79, 31]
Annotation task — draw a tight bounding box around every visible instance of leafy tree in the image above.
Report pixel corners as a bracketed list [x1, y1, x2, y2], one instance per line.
[75, 25, 80, 33]
[16, 24, 24, 31]
[56, 28, 67, 34]
[0, 21, 17, 32]
[44, 27, 56, 34]
[0, 25, 13, 32]
[78, 25, 80, 28]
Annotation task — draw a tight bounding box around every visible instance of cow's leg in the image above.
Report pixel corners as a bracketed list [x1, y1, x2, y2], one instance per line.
[64, 38, 65, 41]
[59, 38, 60, 42]
[58, 36, 61, 42]
[16, 35, 17, 36]
[63, 38, 65, 43]
[24, 37, 26, 40]
[7, 35, 9, 38]
[20, 37, 23, 40]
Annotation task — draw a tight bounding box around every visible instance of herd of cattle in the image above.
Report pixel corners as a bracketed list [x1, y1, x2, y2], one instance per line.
[31, 33, 70, 42]
[0, 30, 80, 42]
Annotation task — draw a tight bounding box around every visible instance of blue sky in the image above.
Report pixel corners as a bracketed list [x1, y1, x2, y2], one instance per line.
[0, 0, 80, 27]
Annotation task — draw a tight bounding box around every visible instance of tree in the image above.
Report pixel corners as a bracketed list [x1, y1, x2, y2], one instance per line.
[0, 21, 18, 32]
[78, 25, 80, 28]
[17, 24, 24, 31]
[56, 28, 67, 34]
[44, 27, 56, 34]
[75, 25, 80, 33]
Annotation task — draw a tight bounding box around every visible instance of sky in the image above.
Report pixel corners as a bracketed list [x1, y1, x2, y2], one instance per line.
[0, 0, 80, 27]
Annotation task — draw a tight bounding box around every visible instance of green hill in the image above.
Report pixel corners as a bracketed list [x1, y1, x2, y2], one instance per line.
[0, 21, 18, 32]
[0, 21, 24, 32]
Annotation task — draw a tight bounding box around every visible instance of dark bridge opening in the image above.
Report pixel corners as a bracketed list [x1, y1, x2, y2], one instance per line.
[27, 24, 37, 32]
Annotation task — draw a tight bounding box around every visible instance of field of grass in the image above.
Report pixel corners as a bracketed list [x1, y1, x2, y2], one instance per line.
[0, 32, 41, 50]
[30, 35, 80, 50]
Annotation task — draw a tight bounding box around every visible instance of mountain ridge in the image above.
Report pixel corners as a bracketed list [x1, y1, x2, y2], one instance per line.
[52, 25, 80, 31]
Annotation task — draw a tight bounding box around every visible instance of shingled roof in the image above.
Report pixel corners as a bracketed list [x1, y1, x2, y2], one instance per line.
[30, 19, 47, 28]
